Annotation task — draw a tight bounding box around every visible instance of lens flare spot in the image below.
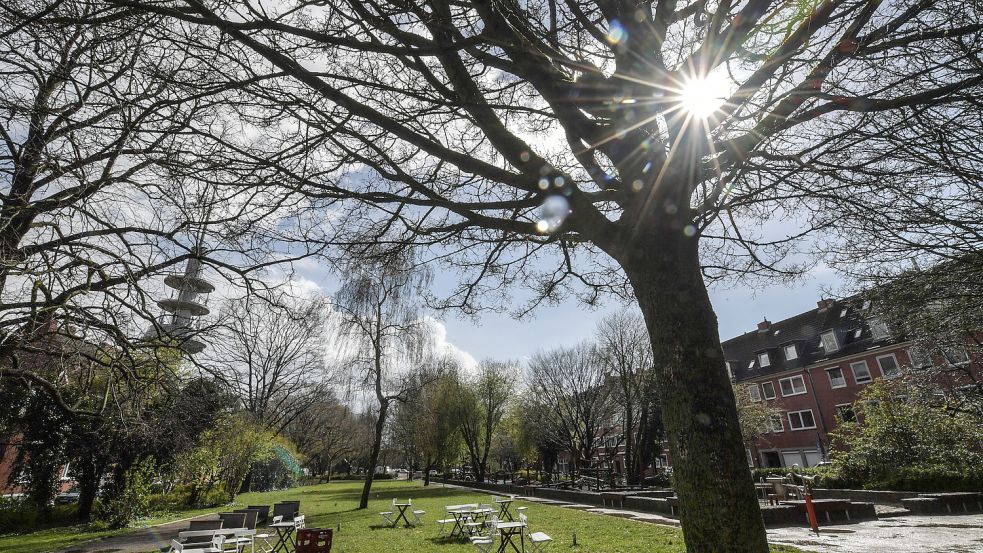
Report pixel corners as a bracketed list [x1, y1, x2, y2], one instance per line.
[683, 224, 697, 237]
[538, 177, 549, 190]
[607, 20, 627, 45]
[520, 151, 531, 162]
[631, 179, 644, 192]
[537, 195, 571, 234]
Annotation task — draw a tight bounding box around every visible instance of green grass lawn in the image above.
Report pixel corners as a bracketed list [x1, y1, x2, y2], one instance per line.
[0, 480, 803, 553]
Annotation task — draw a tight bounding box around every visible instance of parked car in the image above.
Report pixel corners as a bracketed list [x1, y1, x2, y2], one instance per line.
[55, 486, 80, 504]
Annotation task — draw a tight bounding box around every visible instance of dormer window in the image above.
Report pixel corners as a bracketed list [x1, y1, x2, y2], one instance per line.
[869, 318, 889, 340]
[821, 331, 839, 352]
[747, 360, 755, 369]
[784, 344, 798, 361]
[758, 352, 771, 367]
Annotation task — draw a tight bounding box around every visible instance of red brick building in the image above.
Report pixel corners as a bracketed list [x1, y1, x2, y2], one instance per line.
[723, 297, 978, 469]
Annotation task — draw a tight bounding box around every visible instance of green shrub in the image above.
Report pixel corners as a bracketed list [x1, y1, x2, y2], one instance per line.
[97, 459, 156, 528]
[0, 498, 80, 533]
[828, 377, 983, 493]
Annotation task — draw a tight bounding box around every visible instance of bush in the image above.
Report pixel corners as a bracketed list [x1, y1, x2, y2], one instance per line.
[97, 459, 156, 528]
[827, 377, 983, 492]
[0, 497, 80, 533]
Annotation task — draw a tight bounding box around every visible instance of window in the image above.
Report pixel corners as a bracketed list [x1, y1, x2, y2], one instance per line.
[758, 352, 771, 367]
[869, 318, 889, 340]
[907, 346, 931, 368]
[821, 331, 839, 352]
[850, 360, 872, 384]
[941, 345, 971, 365]
[761, 381, 777, 400]
[779, 375, 807, 396]
[787, 409, 817, 430]
[836, 404, 856, 423]
[747, 384, 761, 402]
[747, 360, 755, 369]
[784, 344, 798, 361]
[876, 354, 900, 378]
[768, 414, 784, 433]
[826, 367, 847, 388]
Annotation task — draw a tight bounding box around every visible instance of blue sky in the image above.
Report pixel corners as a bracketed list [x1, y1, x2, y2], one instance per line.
[438, 263, 840, 362]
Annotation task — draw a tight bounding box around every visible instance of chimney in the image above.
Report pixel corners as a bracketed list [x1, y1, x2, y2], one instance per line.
[757, 319, 771, 333]
[817, 298, 834, 311]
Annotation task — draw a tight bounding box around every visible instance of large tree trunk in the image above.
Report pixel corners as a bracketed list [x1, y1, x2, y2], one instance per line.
[359, 402, 388, 509]
[76, 454, 102, 522]
[623, 231, 768, 553]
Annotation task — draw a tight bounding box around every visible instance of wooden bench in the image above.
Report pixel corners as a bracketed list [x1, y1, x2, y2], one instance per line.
[779, 499, 876, 524]
[902, 493, 983, 514]
[600, 492, 627, 509]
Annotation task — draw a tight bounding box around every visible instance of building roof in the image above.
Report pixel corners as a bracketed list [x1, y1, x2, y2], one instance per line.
[722, 298, 899, 382]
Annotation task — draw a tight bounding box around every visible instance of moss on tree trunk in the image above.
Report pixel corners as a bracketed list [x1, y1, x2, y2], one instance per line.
[624, 231, 768, 553]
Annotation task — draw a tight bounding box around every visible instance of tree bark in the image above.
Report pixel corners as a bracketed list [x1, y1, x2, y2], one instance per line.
[359, 401, 388, 509]
[623, 230, 768, 552]
[76, 454, 101, 523]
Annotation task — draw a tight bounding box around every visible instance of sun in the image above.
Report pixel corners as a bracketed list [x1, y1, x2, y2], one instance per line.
[678, 72, 729, 119]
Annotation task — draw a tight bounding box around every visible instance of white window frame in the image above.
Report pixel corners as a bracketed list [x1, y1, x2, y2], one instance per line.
[758, 351, 771, 367]
[907, 346, 931, 368]
[747, 384, 761, 402]
[850, 360, 873, 384]
[876, 354, 900, 378]
[761, 381, 777, 400]
[768, 414, 784, 433]
[835, 403, 856, 423]
[941, 345, 971, 366]
[787, 409, 817, 431]
[826, 366, 847, 388]
[779, 375, 807, 397]
[784, 344, 798, 361]
[869, 318, 890, 340]
[821, 331, 839, 352]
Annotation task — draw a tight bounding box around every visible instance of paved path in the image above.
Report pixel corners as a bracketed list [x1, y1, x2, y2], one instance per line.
[454, 484, 983, 553]
[58, 517, 199, 553]
[766, 514, 983, 553]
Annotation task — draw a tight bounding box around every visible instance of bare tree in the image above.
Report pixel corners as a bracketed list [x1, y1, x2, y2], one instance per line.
[0, 1, 324, 416]
[595, 310, 657, 485]
[454, 361, 514, 483]
[327, 253, 442, 508]
[202, 295, 327, 433]
[527, 343, 618, 481]
[287, 395, 362, 481]
[89, 0, 983, 547]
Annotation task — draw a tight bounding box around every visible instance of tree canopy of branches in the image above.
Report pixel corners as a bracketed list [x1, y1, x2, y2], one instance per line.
[390, 370, 462, 485]
[27, 0, 983, 547]
[327, 254, 443, 508]
[453, 361, 514, 483]
[595, 310, 661, 485]
[0, 0, 326, 416]
[203, 296, 328, 433]
[527, 343, 618, 480]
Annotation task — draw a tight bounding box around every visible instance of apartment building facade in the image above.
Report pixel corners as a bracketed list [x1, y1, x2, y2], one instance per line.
[723, 297, 976, 469]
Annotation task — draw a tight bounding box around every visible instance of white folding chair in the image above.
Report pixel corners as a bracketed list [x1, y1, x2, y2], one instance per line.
[254, 515, 281, 553]
[380, 498, 396, 527]
[470, 515, 497, 553]
[411, 507, 426, 525]
[519, 513, 552, 553]
[437, 515, 456, 537]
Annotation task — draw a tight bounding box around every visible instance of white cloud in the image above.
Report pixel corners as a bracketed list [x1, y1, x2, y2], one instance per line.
[422, 316, 479, 374]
